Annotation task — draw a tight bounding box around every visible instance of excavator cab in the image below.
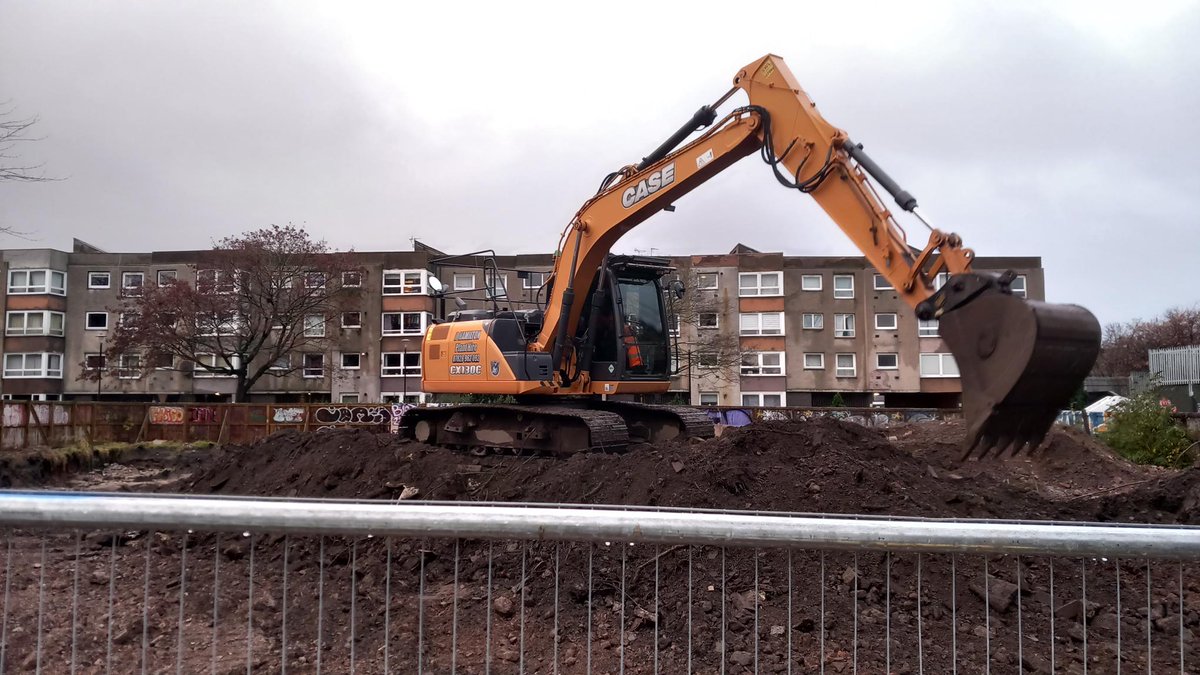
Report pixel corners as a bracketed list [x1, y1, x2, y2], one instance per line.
[576, 255, 673, 383]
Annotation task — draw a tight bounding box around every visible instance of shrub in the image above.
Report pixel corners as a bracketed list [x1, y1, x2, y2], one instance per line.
[1100, 391, 1192, 467]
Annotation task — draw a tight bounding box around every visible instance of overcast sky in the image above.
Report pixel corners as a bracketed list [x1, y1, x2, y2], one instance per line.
[1, 1, 1196, 327]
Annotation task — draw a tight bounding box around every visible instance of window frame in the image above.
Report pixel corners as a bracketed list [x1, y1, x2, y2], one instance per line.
[8, 269, 66, 296]
[121, 271, 146, 296]
[873, 274, 894, 290]
[740, 351, 785, 376]
[1, 352, 64, 378]
[88, 271, 111, 289]
[156, 270, 177, 286]
[521, 271, 547, 289]
[919, 352, 960, 378]
[696, 351, 721, 369]
[452, 273, 476, 291]
[737, 271, 783, 297]
[381, 351, 422, 377]
[739, 311, 784, 336]
[698, 313, 719, 330]
[874, 313, 898, 330]
[85, 311, 109, 331]
[800, 274, 822, 291]
[918, 318, 940, 337]
[803, 353, 825, 370]
[340, 352, 362, 370]
[802, 313, 824, 330]
[341, 270, 363, 287]
[6, 310, 66, 337]
[695, 272, 718, 290]
[381, 311, 430, 337]
[192, 353, 235, 378]
[339, 393, 361, 403]
[698, 392, 719, 407]
[382, 268, 428, 295]
[834, 313, 856, 338]
[833, 274, 854, 299]
[1010, 274, 1028, 298]
[117, 354, 143, 379]
[741, 392, 785, 407]
[835, 353, 857, 378]
[341, 312, 362, 329]
[303, 314, 326, 338]
[875, 352, 899, 370]
[484, 268, 508, 299]
[302, 353, 325, 378]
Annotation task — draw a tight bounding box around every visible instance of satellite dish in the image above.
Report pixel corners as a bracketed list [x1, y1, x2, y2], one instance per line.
[427, 275, 445, 294]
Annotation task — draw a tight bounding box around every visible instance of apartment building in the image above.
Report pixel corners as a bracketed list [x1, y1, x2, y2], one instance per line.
[0, 239, 1042, 408]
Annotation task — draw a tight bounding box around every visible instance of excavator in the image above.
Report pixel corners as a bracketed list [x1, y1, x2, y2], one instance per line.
[408, 54, 1101, 458]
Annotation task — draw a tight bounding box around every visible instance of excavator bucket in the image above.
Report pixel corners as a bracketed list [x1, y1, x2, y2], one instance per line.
[934, 274, 1101, 459]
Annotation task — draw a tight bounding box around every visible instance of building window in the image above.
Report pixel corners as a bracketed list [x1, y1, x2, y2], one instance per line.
[88, 271, 110, 289]
[698, 313, 719, 329]
[341, 312, 362, 329]
[698, 392, 719, 406]
[150, 352, 173, 370]
[874, 313, 898, 330]
[522, 271, 547, 289]
[382, 269, 427, 295]
[1010, 274, 1027, 298]
[196, 269, 238, 295]
[741, 392, 784, 407]
[6, 311, 65, 336]
[934, 272, 950, 290]
[382, 352, 421, 376]
[83, 353, 104, 371]
[873, 274, 894, 290]
[802, 313, 824, 330]
[302, 353, 325, 378]
[802, 353, 824, 370]
[918, 319, 939, 337]
[834, 313, 856, 338]
[342, 271, 362, 287]
[740, 312, 783, 336]
[85, 312, 108, 330]
[340, 353, 361, 370]
[484, 269, 507, 299]
[8, 269, 66, 296]
[695, 272, 718, 290]
[801, 274, 822, 291]
[193, 353, 233, 378]
[195, 312, 238, 336]
[303, 314, 326, 338]
[833, 274, 854, 299]
[303, 271, 327, 289]
[876, 353, 899, 370]
[920, 353, 960, 378]
[3, 353, 64, 378]
[738, 271, 782, 297]
[741, 351, 785, 376]
[835, 353, 857, 377]
[156, 270, 177, 286]
[453, 274, 475, 291]
[121, 272, 145, 296]
[697, 352, 720, 369]
[382, 312, 429, 336]
[117, 354, 143, 379]
[339, 393, 360, 403]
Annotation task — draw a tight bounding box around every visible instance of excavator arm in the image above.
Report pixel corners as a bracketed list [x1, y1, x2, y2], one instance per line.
[535, 54, 1100, 457]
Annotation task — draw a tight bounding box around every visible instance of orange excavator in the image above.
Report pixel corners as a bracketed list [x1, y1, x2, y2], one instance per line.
[409, 54, 1100, 458]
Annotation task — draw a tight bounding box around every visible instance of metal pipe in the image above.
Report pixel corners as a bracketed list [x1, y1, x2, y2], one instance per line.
[1, 493, 1198, 559]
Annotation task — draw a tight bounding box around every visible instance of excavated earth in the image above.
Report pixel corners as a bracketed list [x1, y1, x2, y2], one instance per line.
[3, 418, 1200, 673]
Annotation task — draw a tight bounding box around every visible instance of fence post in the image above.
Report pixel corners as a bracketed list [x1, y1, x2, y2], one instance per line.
[134, 406, 150, 443]
[27, 403, 49, 448]
[217, 406, 230, 445]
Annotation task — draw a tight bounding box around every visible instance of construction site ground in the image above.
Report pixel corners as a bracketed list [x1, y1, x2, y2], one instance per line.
[2, 417, 1199, 673]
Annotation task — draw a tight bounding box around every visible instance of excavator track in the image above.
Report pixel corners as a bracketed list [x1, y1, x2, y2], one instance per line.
[402, 402, 716, 455]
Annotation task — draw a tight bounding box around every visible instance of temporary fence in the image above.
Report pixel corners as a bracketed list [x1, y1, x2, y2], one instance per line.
[0, 403, 966, 451]
[0, 492, 1198, 673]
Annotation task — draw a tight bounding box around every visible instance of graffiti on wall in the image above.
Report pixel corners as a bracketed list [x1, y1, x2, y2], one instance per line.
[705, 407, 952, 429]
[149, 406, 185, 425]
[272, 407, 306, 424]
[313, 405, 392, 426]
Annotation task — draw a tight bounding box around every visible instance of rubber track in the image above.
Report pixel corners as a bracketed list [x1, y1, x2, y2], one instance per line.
[404, 404, 629, 452]
[597, 401, 717, 440]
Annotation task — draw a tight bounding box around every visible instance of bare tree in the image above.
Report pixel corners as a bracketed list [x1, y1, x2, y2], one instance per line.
[88, 224, 358, 401]
[666, 270, 743, 388]
[1094, 305, 1200, 376]
[1, 104, 60, 237]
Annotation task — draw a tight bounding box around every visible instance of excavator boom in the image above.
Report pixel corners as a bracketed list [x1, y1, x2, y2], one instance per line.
[416, 54, 1101, 457]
